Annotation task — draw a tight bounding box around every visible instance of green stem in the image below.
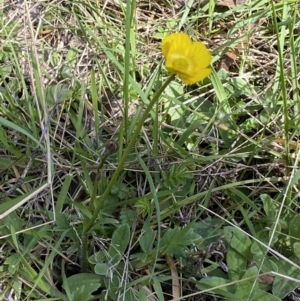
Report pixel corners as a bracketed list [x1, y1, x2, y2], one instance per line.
[88, 150, 110, 211]
[81, 233, 89, 272]
[83, 74, 173, 216]
[81, 74, 174, 271]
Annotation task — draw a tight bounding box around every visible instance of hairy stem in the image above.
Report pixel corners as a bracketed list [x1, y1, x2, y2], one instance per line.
[81, 74, 175, 271]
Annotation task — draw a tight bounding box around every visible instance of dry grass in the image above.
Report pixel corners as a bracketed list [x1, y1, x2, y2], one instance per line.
[1, 0, 300, 300]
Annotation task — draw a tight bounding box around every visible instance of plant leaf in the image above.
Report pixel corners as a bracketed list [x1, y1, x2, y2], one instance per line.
[108, 224, 130, 264]
[140, 227, 156, 253]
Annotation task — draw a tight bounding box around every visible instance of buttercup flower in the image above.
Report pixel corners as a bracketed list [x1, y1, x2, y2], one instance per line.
[162, 32, 212, 85]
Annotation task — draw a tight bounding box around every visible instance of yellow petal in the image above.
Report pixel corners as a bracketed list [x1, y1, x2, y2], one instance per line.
[179, 68, 212, 85]
[162, 32, 212, 84]
[162, 32, 191, 59]
[188, 41, 212, 69]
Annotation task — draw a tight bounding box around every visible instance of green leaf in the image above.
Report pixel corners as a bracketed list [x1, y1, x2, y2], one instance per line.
[55, 174, 72, 213]
[293, 242, 300, 259]
[5, 253, 21, 274]
[0, 117, 40, 146]
[289, 169, 300, 187]
[88, 250, 107, 264]
[138, 287, 149, 301]
[50, 52, 61, 67]
[54, 213, 70, 231]
[0, 184, 48, 213]
[250, 230, 271, 260]
[226, 246, 247, 281]
[108, 224, 130, 264]
[139, 227, 156, 253]
[111, 183, 131, 199]
[269, 222, 281, 245]
[135, 199, 153, 218]
[289, 214, 300, 252]
[45, 84, 73, 106]
[224, 226, 252, 260]
[230, 77, 258, 99]
[152, 276, 165, 301]
[72, 285, 99, 301]
[261, 194, 276, 220]
[249, 289, 281, 301]
[196, 277, 237, 299]
[95, 262, 110, 276]
[159, 227, 201, 256]
[162, 164, 193, 188]
[66, 48, 78, 65]
[272, 255, 300, 299]
[102, 275, 122, 300]
[235, 266, 258, 299]
[119, 208, 137, 225]
[62, 273, 101, 298]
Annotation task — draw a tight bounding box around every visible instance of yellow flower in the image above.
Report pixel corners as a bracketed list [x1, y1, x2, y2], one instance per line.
[162, 32, 212, 85]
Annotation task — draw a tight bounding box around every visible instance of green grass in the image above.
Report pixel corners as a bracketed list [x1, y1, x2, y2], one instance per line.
[1, 0, 300, 300]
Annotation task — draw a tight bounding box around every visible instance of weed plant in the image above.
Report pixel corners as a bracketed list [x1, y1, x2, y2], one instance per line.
[0, 0, 300, 300]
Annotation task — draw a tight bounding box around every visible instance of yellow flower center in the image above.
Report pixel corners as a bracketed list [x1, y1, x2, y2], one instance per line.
[173, 57, 189, 74]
